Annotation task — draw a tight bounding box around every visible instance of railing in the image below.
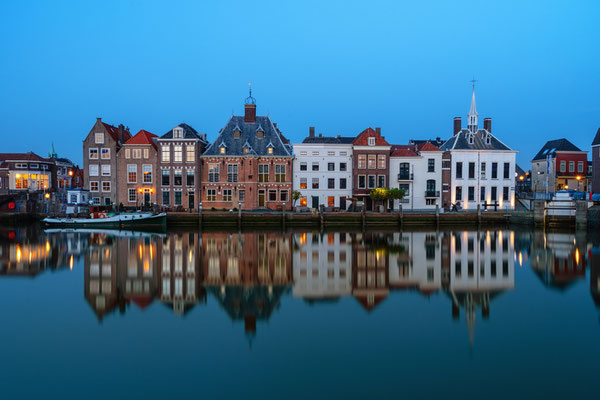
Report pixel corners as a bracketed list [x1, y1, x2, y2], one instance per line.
[397, 173, 413, 181]
[424, 190, 440, 198]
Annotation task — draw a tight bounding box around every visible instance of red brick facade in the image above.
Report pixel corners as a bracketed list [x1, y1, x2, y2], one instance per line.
[352, 128, 391, 210]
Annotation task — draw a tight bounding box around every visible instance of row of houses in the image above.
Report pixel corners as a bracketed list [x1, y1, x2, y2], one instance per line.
[82, 88, 518, 211]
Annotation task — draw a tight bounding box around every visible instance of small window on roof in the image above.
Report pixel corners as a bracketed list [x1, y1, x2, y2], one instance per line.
[468, 134, 474, 144]
[257, 130, 263, 139]
[244, 147, 250, 154]
[174, 127, 183, 139]
[485, 134, 491, 145]
[268, 147, 273, 154]
[234, 129, 240, 139]
[220, 146, 226, 154]
[368, 137, 375, 146]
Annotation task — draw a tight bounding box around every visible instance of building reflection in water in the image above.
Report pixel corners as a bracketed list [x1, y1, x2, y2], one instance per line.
[530, 231, 586, 290]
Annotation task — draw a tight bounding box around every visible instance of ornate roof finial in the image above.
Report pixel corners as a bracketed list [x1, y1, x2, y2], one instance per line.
[245, 82, 256, 105]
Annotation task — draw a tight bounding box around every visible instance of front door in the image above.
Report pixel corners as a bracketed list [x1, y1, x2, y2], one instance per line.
[143, 192, 150, 207]
[258, 190, 265, 207]
[188, 192, 194, 210]
[340, 197, 346, 211]
[312, 196, 319, 209]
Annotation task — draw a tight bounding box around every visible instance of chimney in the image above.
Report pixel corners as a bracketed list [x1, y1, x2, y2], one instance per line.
[96, 117, 102, 123]
[118, 124, 124, 141]
[309, 126, 315, 138]
[244, 103, 256, 123]
[453, 117, 461, 135]
[375, 127, 381, 136]
[273, 123, 277, 128]
[483, 118, 492, 132]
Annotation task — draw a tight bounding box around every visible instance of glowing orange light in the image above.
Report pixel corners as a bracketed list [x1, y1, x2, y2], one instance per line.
[68, 171, 73, 176]
[44, 193, 50, 199]
[519, 176, 524, 181]
[69, 255, 74, 270]
[576, 176, 582, 181]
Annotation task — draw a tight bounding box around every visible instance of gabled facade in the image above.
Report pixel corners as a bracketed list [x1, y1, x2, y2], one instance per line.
[201, 93, 293, 210]
[352, 127, 391, 211]
[83, 118, 131, 206]
[117, 130, 159, 208]
[157, 123, 207, 211]
[531, 138, 588, 193]
[440, 89, 517, 210]
[48, 144, 78, 190]
[591, 128, 600, 193]
[292, 127, 354, 210]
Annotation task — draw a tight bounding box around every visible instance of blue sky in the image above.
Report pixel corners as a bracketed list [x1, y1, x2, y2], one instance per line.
[1, 0, 598, 166]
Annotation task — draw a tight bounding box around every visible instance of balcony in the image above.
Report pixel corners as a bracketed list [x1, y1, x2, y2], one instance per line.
[397, 172, 413, 181]
[424, 190, 440, 198]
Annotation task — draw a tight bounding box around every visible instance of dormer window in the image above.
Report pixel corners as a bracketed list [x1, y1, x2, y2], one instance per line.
[173, 127, 183, 139]
[234, 129, 240, 139]
[268, 147, 273, 154]
[485, 134, 491, 145]
[256, 125, 264, 139]
[368, 137, 375, 146]
[468, 134, 474, 145]
[220, 146, 226, 154]
[244, 147, 250, 154]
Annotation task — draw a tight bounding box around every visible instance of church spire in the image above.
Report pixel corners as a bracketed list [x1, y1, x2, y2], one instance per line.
[468, 78, 478, 133]
[48, 142, 57, 159]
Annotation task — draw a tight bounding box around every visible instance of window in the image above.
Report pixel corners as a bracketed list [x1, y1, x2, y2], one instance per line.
[312, 162, 319, 171]
[442, 160, 451, 169]
[491, 186, 497, 201]
[128, 188, 137, 203]
[443, 183, 449, 192]
[399, 183, 410, 196]
[328, 162, 335, 171]
[340, 151, 347, 156]
[101, 148, 110, 159]
[143, 165, 152, 183]
[208, 164, 219, 182]
[258, 165, 269, 182]
[481, 162, 486, 179]
[174, 146, 183, 162]
[312, 178, 319, 189]
[275, 165, 286, 182]
[186, 170, 194, 186]
[280, 190, 288, 202]
[161, 170, 170, 186]
[174, 192, 182, 205]
[368, 175, 375, 189]
[95, 132, 104, 144]
[223, 189, 232, 202]
[328, 151, 335, 156]
[227, 164, 238, 182]
[340, 162, 347, 171]
[207, 189, 216, 201]
[468, 162, 475, 179]
[219, 146, 226, 154]
[91, 197, 100, 205]
[368, 155, 376, 169]
[161, 146, 170, 162]
[127, 165, 137, 183]
[174, 170, 182, 186]
[267, 147, 274, 154]
[480, 186, 486, 202]
[239, 190, 245, 202]
[300, 162, 307, 171]
[377, 175, 385, 188]
[300, 178, 307, 189]
[560, 161, 566, 172]
[186, 145, 195, 162]
[456, 162, 463, 179]
[569, 161, 574, 172]
[125, 149, 131, 159]
[143, 149, 149, 159]
[358, 155, 366, 169]
[132, 149, 141, 159]
[578, 161, 584, 173]
[233, 129, 240, 139]
[340, 178, 347, 189]
[491, 162, 498, 179]
[89, 164, 99, 176]
[503, 163, 510, 179]
[428, 158, 435, 172]
[312, 151, 319, 156]
[455, 186, 462, 201]
[377, 155, 386, 169]
[268, 190, 277, 202]
[102, 181, 111, 192]
[90, 181, 99, 192]
[368, 137, 375, 146]
[328, 178, 335, 189]
[101, 164, 111, 176]
[358, 175, 366, 189]
[468, 186, 475, 201]
[89, 148, 98, 159]
[173, 127, 183, 138]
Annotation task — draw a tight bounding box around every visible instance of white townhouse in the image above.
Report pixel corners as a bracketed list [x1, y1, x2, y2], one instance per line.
[292, 127, 353, 210]
[389, 142, 443, 210]
[440, 88, 517, 210]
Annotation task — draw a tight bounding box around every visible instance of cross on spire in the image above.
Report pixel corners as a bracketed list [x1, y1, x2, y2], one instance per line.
[470, 77, 477, 90]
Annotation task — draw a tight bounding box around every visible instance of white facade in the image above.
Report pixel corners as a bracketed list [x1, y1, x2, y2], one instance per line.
[389, 148, 443, 210]
[292, 142, 353, 209]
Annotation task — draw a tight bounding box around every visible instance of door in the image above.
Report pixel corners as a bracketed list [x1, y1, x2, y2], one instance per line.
[143, 192, 150, 207]
[339, 197, 346, 211]
[188, 192, 194, 210]
[312, 196, 319, 209]
[258, 190, 265, 207]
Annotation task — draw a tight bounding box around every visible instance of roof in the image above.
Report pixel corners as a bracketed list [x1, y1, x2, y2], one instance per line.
[416, 142, 441, 152]
[203, 115, 292, 157]
[160, 123, 207, 142]
[390, 145, 419, 157]
[125, 130, 158, 150]
[516, 164, 527, 176]
[301, 135, 354, 144]
[440, 129, 512, 152]
[592, 128, 600, 146]
[409, 138, 445, 148]
[352, 127, 390, 146]
[532, 138, 584, 161]
[102, 122, 131, 143]
[0, 152, 52, 163]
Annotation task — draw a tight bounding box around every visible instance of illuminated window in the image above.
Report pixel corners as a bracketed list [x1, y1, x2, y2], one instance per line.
[234, 130, 240, 139]
[143, 164, 152, 183]
[90, 181, 99, 192]
[368, 137, 375, 146]
[101, 148, 110, 159]
[368, 155, 376, 169]
[377, 155, 386, 169]
[258, 165, 269, 182]
[358, 155, 366, 169]
[223, 189, 232, 202]
[101, 181, 111, 192]
[219, 146, 226, 154]
[173, 128, 183, 138]
[125, 149, 130, 159]
[127, 165, 137, 183]
[300, 197, 307, 207]
[186, 145, 195, 162]
[161, 145, 170, 162]
[207, 189, 216, 201]
[300, 178, 307, 189]
[267, 147, 274, 154]
[132, 149, 141, 159]
[174, 146, 183, 162]
[95, 133, 104, 144]
[89, 148, 98, 159]
[143, 149, 149, 159]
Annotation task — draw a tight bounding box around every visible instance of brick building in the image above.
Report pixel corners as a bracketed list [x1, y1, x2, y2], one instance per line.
[531, 138, 588, 193]
[157, 123, 207, 211]
[351, 127, 391, 211]
[117, 130, 159, 208]
[83, 118, 131, 206]
[201, 92, 293, 210]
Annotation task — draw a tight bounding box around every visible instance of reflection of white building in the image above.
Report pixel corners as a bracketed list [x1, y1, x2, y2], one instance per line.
[293, 232, 352, 300]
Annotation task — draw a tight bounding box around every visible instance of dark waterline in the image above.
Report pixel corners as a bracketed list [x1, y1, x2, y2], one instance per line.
[0, 225, 599, 399]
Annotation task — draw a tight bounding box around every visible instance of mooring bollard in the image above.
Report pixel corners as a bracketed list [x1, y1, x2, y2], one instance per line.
[576, 200, 587, 230]
[436, 204, 440, 227]
[477, 204, 481, 225]
[198, 202, 203, 229]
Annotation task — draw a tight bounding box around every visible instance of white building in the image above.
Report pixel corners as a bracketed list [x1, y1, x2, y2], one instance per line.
[389, 143, 443, 210]
[292, 127, 353, 210]
[440, 88, 517, 210]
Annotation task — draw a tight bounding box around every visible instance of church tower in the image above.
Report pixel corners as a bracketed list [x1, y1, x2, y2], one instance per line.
[467, 84, 478, 133]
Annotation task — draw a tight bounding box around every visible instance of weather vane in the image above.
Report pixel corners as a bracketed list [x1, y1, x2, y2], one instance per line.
[469, 77, 477, 90]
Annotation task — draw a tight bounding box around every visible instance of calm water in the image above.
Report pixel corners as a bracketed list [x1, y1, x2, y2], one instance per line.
[0, 226, 599, 399]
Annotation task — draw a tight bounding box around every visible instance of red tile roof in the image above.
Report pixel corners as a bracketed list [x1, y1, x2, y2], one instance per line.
[102, 122, 131, 143]
[352, 127, 390, 146]
[390, 145, 419, 157]
[416, 142, 441, 152]
[0, 152, 51, 163]
[125, 130, 158, 150]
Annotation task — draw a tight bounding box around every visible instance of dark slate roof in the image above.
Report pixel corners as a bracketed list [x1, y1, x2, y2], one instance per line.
[592, 128, 600, 146]
[440, 129, 512, 151]
[160, 123, 207, 142]
[531, 138, 583, 161]
[203, 116, 292, 156]
[516, 164, 526, 176]
[409, 138, 445, 148]
[301, 135, 354, 144]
